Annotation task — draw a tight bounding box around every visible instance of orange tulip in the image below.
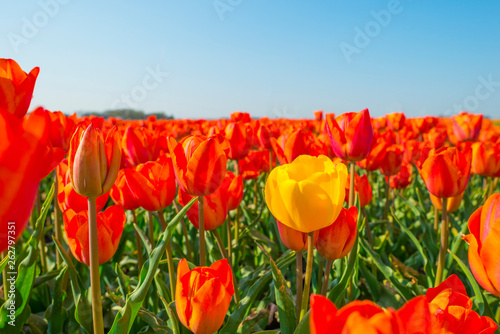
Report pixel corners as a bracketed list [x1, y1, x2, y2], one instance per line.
[314, 110, 323, 121]
[380, 144, 404, 177]
[271, 129, 313, 164]
[452, 112, 483, 142]
[403, 139, 422, 164]
[63, 205, 125, 265]
[238, 149, 271, 179]
[417, 146, 471, 198]
[224, 121, 251, 160]
[430, 192, 463, 213]
[0, 108, 47, 252]
[426, 274, 497, 333]
[256, 123, 275, 150]
[122, 156, 176, 211]
[178, 174, 230, 231]
[110, 169, 141, 211]
[176, 259, 234, 334]
[57, 160, 109, 212]
[471, 141, 500, 177]
[389, 162, 413, 189]
[225, 171, 243, 211]
[309, 294, 432, 334]
[386, 112, 406, 132]
[0, 58, 39, 118]
[345, 173, 372, 207]
[276, 220, 319, 251]
[326, 108, 374, 162]
[316, 207, 357, 261]
[68, 119, 122, 197]
[424, 128, 447, 149]
[462, 194, 500, 297]
[168, 134, 227, 196]
[121, 126, 165, 167]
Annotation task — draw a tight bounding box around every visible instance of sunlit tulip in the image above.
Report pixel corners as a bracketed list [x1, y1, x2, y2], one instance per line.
[57, 160, 109, 212]
[430, 192, 463, 213]
[316, 207, 357, 261]
[265, 155, 347, 233]
[403, 139, 422, 164]
[386, 112, 406, 132]
[426, 274, 497, 333]
[309, 294, 432, 334]
[471, 141, 500, 177]
[225, 171, 243, 211]
[110, 169, 140, 211]
[122, 156, 176, 211]
[379, 144, 404, 177]
[462, 194, 500, 297]
[314, 110, 323, 121]
[389, 162, 413, 189]
[326, 108, 373, 162]
[68, 119, 122, 197]
[0, 58, 39, 118]
[271, 129, 312, 164]
[224, 121, 251, 160]
[63, 205, 125, 265]
[168, 134, 227, 196]
[277, 220, 319, 251]
[417, 146, 471, 198]
[238, 150, 271, 179]
[256, 123, 274, 150]
[230, 111, 251, 123]
[452, 112, 483, 142]
[345, 173, 372, 207]
[121, 126, 165, 167]
[176, 259, 234, 334]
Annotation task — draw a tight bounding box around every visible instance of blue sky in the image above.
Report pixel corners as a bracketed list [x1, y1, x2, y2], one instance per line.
[1, 0, 500, 119]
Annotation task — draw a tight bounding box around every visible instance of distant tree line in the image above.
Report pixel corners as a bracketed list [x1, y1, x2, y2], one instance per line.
[81, 109, 174, 120]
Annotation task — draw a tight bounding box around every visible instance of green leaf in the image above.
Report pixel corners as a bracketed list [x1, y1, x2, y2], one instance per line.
[359, 239, 414, 301]
[134, 222, 153, 255]
[47, 266, 68, 334]
[293, 310, 310, 334]
[115, 263, 131, 298]
[108, 197, 196, 334]
[258, 243, 296, 334]
[219, 250, 296, 334]
[358, 260, 380, 302]
[0, 185, 54, 333]
[447, 250, 495, 318]
[391, 210, 434, 287]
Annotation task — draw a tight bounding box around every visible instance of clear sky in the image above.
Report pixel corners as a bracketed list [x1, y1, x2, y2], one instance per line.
[1, 0, 500, 119]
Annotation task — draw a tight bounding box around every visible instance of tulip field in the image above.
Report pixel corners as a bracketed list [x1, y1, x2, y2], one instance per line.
[3, 59, 500, 334]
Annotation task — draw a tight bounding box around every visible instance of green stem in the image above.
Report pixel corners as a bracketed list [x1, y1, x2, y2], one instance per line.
[173, 200, 192, 262]
[226, 216, 232, 265]
[384, 176, 391, 220]
[199, 196, 206, 266]
[435, 197, 449, 286]
[299, 232, 314, 321]
[2, 251, 7, 299]
[131, 210, 144, 270]
[147, 211, 155, 245]
[321, 259, 333, 296]
[349, 163, 355, 207]
[158, 211, 176, 301]
[433, 205, 439, 232]
[53, 171, 62, 268]
[295, 251, 303, 326]
[361, 207, 373, 247]
[88, 197, 104, 334]
[212, 229, 240, 304]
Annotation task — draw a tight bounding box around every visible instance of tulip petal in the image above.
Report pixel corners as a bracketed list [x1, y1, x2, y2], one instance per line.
[309, 294, 338, 334]
[479, 222, 500, 296]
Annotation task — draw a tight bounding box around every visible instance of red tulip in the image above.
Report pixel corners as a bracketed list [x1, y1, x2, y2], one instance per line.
[225, 171, 243, 211]
[224, 121, 251, 160]
[452, 112, 483, 142]
[379, 144, 404, 177]
[63, 205, 125, 265]
[110, 169, 141, 211]
[316, 207, 357, 261]
[277, 220, 319, 251]
[238, 150, 271, 179]
[168, 134, 227, 196]
[326, 108, 374, 162]
[0, 58, 39, 118]
[271, 129, 312, 164]
[386, 112, 406, 132]
[389, 162, 413, 189]
[471, 141, 500, 177]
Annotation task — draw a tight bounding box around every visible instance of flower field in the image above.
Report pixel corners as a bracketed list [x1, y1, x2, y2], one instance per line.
[2, 58, 500, 333]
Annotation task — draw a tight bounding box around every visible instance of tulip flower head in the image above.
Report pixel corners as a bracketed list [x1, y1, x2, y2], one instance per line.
[471, 141, 500, 177]
[69, 119, 122, 198]
[176, 259, 234, 334]
[63, 205, 125, 265]
[316, 206, 357, 261]
[452, 112, 483, 142]
[326, 108, 374, 162]
[265, 155, 347, 233]
[462, 194, 500, 297]
[277, 220, 319, 251]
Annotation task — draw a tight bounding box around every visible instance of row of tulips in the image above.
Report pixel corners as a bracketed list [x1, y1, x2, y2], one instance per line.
[1, 57, 500, 333]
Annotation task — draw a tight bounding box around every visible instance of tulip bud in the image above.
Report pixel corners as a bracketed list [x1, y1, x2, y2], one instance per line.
[316, 206, 357, 261]
[471, 142, 500, 177]
[277, 220, 319, 251]
[452, 112, 483, 142]
[226, 171, 243, 211]
[68, 120, 121, 197]
[176, 259, 234, 334]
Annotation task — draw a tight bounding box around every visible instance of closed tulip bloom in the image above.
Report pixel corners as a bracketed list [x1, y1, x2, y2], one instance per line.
[424, 128, 447, 149]
[225, 171, 243, 211]
[462, 194, 500, 297]
[256, 123, 274, 150]
[430, 192, 463, 213]
[238, 150, 271, 179]
[110, 169, 140, 211]
[265, 155, 347, 233]
[271, 129, 312, 164]
[121, 126, 163, 167]
[417, 146, 471, 198]
[426, 274, 497, 333]
[316, 206, 357, 261]
[326, 108, 374, 162]
[224, 121, 251, 160]
[386, 112, 406, 132]
[380, 144, 404, 177]
[69, 119, 121, 198]
[345, 173, 373, 207]
[0, 58, 39, 118]
[176, 259, 234, 334]
[63, 205, 125, 265]
[57, 160, 109, 212]
[403, 139, 422, 164]
[122, 156, 176, 211]
[471, 142, 500, 177]
[390, 162, 413, 189]
[452, 112, 483, 142]
[277, 220, 319, 251]
[168, 134, 227, 197]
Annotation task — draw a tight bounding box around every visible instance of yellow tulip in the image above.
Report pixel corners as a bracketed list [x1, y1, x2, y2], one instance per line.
[265, 155, 347, 233]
